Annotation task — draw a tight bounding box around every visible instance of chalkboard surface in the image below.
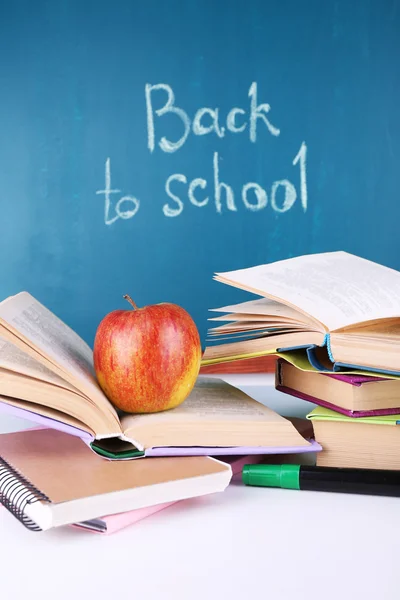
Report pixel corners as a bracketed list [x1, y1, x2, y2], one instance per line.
[0, 0, 399, 345]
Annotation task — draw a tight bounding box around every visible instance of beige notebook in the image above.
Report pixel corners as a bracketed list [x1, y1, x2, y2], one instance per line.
[0, 429, 232, 532]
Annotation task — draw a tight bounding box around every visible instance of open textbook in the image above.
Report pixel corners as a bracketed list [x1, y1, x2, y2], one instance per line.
[0, 292, 319, 459]
[203, 251, 400, 375]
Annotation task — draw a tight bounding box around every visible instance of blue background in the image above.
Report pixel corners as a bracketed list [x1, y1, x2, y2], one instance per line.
[0, 0, 399, 345]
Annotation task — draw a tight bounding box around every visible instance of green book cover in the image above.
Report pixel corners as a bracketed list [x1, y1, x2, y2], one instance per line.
[307, 406, 400, 425]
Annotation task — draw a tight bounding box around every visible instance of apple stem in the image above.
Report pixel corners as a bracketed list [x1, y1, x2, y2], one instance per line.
[123, 295, 139, 310]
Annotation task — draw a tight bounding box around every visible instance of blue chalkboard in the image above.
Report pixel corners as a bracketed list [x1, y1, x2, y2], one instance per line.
[0, 0, 399, 344]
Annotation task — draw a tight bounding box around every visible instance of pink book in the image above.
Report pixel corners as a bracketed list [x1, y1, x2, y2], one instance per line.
[72, 454, 264, 534]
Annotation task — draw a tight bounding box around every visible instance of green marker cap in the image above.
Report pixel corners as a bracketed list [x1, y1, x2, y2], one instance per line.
[242, 464, 301, 489]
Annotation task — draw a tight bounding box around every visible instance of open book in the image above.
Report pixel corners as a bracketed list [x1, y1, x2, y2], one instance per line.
[0, 292, 319, 459]
[202, 251, 400, 376]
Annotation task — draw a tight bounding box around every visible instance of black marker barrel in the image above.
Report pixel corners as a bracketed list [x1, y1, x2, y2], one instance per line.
[242, 464, 400, 497]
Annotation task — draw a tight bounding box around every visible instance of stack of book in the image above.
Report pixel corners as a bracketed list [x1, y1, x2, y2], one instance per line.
[276, 358, 400, 470]
[202, 250, 400, 472]
[0, 291, 318, 534]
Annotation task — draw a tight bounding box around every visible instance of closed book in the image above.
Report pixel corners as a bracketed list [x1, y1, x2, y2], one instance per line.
[307, 407, 400, 470]
[275, 359, 400, 417]
[73, 454, 263, 534]
[0, 428, 232, 532]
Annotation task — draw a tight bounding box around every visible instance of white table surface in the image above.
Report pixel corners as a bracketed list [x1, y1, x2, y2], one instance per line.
[0, 375, 398, 600]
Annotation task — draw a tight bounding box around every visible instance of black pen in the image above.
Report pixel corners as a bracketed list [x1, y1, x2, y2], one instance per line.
[242, 464, 400, 497]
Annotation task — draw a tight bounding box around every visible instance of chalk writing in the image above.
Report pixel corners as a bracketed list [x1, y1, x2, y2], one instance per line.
[145, 82, 280, 153]
[96, 158, 140, 225]
[293, 141, 308, 211]
[97, 82, 308, 224]
[162, 146, 306, 216]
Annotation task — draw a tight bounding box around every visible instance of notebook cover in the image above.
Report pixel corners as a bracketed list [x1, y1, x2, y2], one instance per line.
[7, 434, 258, 535]
[276, 384, 400, 418]
[0, 429, 234, 531]
[72, 454, 263, 535]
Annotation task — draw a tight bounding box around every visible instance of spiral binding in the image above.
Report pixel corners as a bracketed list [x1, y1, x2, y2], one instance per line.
[0, 456, 51, 531]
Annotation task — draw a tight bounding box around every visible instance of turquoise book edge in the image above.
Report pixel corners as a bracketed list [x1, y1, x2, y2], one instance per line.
[279, 338, 400, 378]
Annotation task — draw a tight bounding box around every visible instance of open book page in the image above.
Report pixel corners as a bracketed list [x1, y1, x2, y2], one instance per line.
[209, 322, 308, 333]
[210, 298, 316, 323]
[120, 378, 310, 449]
[216, 252, 400, 331]
[0, 337, 83, 394]
[210, 315, 305, 324]
[202, 331, 325, 362]
[0, 293, 119, 427]
[0, 395, 95, 437]
[121, 378, 289, 432]
[0, 366, 118, 435]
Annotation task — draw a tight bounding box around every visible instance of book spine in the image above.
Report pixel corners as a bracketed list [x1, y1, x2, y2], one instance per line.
[0, 456, 51, 531]
[325, 334, 335, 362]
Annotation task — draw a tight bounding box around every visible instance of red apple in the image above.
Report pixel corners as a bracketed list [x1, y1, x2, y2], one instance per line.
[93, 295, 202, 413]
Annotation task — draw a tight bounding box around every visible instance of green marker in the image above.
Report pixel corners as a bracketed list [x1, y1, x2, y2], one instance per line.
[242, 464, 400, 497]
[243, 464, 301, 490]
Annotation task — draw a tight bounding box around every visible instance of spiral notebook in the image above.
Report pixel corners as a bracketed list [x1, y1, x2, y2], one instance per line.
[0, 428, 232, 532]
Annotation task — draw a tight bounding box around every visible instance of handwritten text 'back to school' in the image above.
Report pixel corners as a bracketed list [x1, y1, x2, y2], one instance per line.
[96, 83, 308, 225]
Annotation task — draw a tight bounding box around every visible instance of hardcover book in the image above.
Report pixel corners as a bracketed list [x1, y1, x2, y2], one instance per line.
[275, 359, 400, 417]
[308, 407, 400, 470]
[202, 251, 400, 376]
